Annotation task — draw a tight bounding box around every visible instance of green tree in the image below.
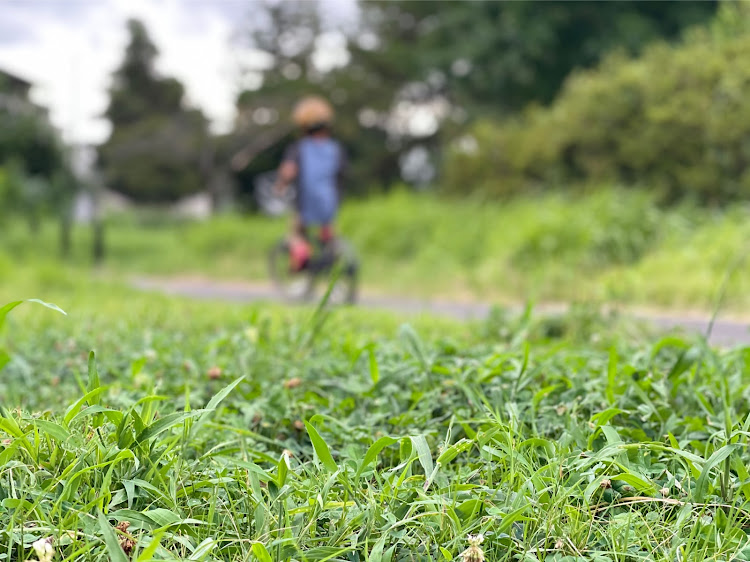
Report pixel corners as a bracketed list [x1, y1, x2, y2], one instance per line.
[362, 0, 718, 116]
[441, 3, 750, 204]
[99, 19, 208, 203]
[0, 74, 77, 250]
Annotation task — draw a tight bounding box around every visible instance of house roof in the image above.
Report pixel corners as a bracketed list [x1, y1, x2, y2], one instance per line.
[0, 67, 33, 90]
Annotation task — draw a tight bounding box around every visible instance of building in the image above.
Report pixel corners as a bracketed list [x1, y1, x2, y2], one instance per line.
[0, 67, 47, 117]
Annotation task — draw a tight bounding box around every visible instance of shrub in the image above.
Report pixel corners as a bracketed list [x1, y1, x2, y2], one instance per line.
[443, 6, 750, 204]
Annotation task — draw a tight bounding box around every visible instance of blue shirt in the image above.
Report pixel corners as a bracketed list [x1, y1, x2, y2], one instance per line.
[286, 137, 343, 225]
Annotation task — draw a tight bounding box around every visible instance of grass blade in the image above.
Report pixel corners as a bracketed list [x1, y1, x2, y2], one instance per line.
[304, 420, 338, 473]
[98, 511, 130, 562]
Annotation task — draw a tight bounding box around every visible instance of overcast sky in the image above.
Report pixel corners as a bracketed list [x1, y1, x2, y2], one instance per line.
[0, 0, 358, 145]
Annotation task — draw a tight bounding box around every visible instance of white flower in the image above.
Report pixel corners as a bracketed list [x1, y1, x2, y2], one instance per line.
[31, 537, 54, 562]
[459, 534, 485, 562]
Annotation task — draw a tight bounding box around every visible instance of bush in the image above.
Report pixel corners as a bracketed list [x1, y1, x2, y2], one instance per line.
[511, 189, 666, 270]
[443, 5, 750, 204]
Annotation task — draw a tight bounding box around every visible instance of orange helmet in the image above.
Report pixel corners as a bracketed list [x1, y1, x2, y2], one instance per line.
[292, 96, 334, 130]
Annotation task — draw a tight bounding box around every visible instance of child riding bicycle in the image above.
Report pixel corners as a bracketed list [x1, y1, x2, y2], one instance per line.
[274, 96, 346, 272]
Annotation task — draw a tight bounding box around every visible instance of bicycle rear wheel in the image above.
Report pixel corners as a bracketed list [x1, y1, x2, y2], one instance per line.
[320, 238, 359, 305]
[268, 239, 314, 301]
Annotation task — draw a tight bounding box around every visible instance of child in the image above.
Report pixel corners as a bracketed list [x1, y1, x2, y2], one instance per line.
[274, 96, 346, 271]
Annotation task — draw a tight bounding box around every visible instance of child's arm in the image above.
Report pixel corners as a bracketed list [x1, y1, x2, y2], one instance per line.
[274, 160, 298, 195]
[274, 143, 299, 195]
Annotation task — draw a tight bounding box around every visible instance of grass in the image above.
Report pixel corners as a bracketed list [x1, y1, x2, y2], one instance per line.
[6, 187, 750, 313]
[2, 265, 750, 560]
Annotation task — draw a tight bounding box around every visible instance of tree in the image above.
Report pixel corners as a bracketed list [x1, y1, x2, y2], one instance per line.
[361, 0, 718, 116]
[99, 19, 208, 203]
[0, 72, 77, 249]
[441, 3, 750, 204]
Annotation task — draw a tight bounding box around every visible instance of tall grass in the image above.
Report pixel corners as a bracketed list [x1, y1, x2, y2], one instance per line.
[4, 188, 750, 310]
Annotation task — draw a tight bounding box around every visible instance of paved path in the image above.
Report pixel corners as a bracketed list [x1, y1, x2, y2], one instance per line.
[131, 276, 750, 347]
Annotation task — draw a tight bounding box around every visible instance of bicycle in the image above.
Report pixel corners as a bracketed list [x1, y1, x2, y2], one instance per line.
[267, 235, 359, 304]
[256, 171, 359, 305]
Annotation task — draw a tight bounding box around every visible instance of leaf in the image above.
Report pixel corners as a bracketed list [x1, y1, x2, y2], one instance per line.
[189, 537, 218, 560]
[356, 435, 398, 478]
[0, 350, 10, 372]
[251, 542, 273, 562]
[63, 387, 108, 426]
[98, 511, 130, 562]
[584, 475, 614, 504]
[668, 346, 702, 381]
[601, 425, 622, 445]
[304, 421, 338, 473]
[590, 408, 626, 427]
[134, 410, 205, 445]
[33, 419, 70, 443]
[0, 301, 23, 330]
[611, 472, 657, 496]
[206, 376, 244, 411]
[0, 298, 65, 333]
[0, 415, 24, 439]
[410, 435, 433, 476]
[494, 503, 531, 534]
[532, 384, 560, 409]
[436, 438, 473, 465]
[606, 347, 617, 404]
[143, 508, 182, 527]
[26, 298, 67, 316]
[650, 335, 689, 358]
[398, 324, 427, 368]
[694, 444, 741, 502]
[297, 546, 352, 560]
[368, 535, 387, 562]
[134, 530, 164, 562]
[277, 451, 290, 487]
[218, 457, 272, 482]
[88, 351, 100, 398]
[368, 347, 380, 385]
[190, 376, 245, 438]
[131, 356, 147, 377]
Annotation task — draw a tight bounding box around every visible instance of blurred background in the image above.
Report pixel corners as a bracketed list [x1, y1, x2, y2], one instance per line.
[3, 0, 750, 312]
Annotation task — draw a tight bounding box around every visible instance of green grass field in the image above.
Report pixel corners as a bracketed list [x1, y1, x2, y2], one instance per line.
[2, 263, 750, 561]
[5, 188, 750, 314]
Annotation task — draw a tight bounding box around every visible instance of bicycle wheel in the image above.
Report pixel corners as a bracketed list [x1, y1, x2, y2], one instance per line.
[319, 238, 359, 305]
[268, 239, 314, 301]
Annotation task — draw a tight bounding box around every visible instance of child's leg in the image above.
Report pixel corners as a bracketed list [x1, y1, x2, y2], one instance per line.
[289, 213, 311, 271]
[319, 223, 334, 244]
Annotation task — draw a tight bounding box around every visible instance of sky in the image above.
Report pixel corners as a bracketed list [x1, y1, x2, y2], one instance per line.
[0, 0, 358, 145]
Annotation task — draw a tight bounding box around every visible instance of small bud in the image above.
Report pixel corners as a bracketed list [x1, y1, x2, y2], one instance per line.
[283, 377, 302, 389]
